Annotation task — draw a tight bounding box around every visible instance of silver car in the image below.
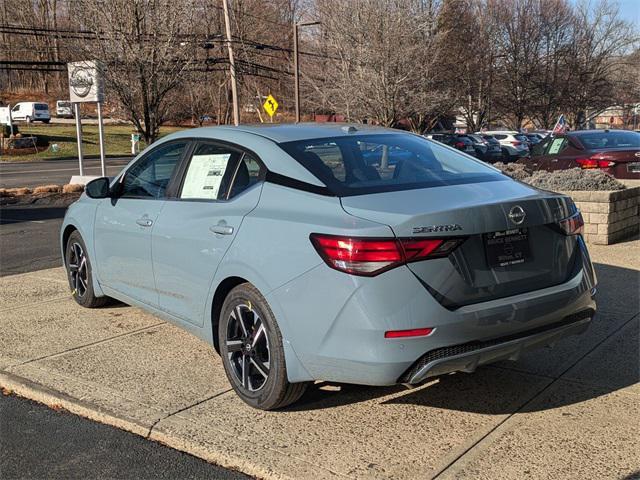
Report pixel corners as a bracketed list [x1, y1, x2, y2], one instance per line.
[61, 124, 597, 410]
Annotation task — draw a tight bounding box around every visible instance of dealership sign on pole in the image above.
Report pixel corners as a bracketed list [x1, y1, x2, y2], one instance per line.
[68, 61, 106, 179]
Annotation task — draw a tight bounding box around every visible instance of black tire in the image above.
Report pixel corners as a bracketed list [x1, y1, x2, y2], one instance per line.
[219, 283, 308, 410]
[42, 119, 50, 124]
[65, 230, 109, 308]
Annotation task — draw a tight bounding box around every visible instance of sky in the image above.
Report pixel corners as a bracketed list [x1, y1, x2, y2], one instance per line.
[569, 0, 640, 25]
[616, 0, 640, 24]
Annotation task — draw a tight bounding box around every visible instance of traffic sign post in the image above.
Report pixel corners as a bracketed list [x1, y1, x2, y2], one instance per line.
[263, 94, 279, 122]
[68, 60, 105, 182]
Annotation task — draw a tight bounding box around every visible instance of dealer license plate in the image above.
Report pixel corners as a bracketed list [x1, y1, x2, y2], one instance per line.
[485, 228, 531, 268]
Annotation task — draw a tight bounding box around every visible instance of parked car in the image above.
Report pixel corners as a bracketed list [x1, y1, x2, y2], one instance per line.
[467, 133, 502, 163]
[425, 133, 477, 157]
[523, 129, 640, 179]
[525, 134, 542, 145]
[479, 135, 506, 162]
[56, 100, 74, 118]
[11, 102, 50, 123]
[62, 124, 597, 410]
[0, 106, 11, 125]
[528, 131, 551, 141]
[480, 131, 530, 162]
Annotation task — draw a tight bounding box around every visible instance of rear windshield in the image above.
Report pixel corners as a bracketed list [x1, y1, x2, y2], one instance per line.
[577, 131, 640, 149]
[514, 134, 528, 142]
[35, 104, 49, 110]
[278, 133, 506, 196]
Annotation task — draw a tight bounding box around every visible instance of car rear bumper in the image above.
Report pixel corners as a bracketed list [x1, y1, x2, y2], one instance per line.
[401, 309, 593, 384]
[268, 239, 597, 385]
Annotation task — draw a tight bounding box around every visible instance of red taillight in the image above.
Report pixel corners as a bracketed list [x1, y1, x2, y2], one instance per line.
[576, 157, 615, 169]
[384, 327, 434, 339]
[454, 141, 465, 148]
[310, 234, 464, 276]
[511, 141, 522, 146]
[557, 211, 584, 235]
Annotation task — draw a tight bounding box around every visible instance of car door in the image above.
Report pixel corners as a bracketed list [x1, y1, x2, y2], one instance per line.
[540, 136, 571, 171]
[11, 104, 23, 120]
[94, 140, 189, 306]
[151, 141, 265, 326]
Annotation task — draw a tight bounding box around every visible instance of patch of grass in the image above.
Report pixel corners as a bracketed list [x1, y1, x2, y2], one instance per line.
[0, 124, 185, 162]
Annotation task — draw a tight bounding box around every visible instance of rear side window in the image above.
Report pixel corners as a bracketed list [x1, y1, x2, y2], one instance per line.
[228, 153, 264, 199]
[493, 134, 507, 140]
[279, 134, 506, 196]
[514, 134, 528, 142]
[546, 137, 568, 155]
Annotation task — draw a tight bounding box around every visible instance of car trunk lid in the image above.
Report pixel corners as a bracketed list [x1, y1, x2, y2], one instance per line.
[340, 180, 580, 308]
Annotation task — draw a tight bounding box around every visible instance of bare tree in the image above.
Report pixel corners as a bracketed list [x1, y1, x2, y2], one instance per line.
[73, 0, 199, 142]
[564, 0, 639, 127]
[312, 0, 448, 129]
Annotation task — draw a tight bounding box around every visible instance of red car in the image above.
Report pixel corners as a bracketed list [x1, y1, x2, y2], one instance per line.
[523, 129, 640, 179]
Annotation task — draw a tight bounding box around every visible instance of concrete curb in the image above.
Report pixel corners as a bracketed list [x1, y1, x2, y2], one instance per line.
[0, 370, 151, 438]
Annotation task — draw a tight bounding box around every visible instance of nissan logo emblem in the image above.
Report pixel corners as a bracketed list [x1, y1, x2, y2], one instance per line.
[69, 66, 94, 98]
[508, 205, 526, 225]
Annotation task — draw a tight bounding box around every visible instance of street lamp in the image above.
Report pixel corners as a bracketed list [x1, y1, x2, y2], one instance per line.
[293, 21, 321, 123]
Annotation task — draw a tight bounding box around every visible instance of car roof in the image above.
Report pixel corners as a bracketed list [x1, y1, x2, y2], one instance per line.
[482, 131, 520, 135]
[569, 129, 635, 136]
[193, 122, 399, 143]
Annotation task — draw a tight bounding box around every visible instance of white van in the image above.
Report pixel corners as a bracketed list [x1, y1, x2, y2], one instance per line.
[11, 102, 51, 123]
[56, 100, 73, 118]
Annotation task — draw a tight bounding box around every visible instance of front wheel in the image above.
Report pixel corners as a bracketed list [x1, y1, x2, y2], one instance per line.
[219, 284, 308, 410]
[65, 231, 109, 308]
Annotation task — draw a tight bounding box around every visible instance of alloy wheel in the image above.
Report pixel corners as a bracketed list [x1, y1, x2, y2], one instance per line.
[225, 304, 270, 392]
[68, 242, 88, 297]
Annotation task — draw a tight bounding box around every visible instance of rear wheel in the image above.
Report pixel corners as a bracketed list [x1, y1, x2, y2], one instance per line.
[65, 231, 109, 308]
[219, 284, 308, 410]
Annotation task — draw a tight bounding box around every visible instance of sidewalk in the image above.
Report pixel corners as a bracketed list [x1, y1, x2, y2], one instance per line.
[1, 241, 638, 479]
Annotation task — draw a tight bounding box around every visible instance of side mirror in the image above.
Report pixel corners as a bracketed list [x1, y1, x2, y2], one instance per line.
[85, 177, 111, 199]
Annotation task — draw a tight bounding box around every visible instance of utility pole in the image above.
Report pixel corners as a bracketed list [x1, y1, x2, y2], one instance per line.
[293, 23, 300, 123]
[222, 0, 239, 126]
[293, 21, 321, 123]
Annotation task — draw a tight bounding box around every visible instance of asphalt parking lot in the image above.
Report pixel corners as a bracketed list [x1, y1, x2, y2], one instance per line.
[0, 239, 638, 479]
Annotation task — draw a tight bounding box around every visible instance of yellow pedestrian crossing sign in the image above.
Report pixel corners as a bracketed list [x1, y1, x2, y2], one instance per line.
[263, 94, 279, 118]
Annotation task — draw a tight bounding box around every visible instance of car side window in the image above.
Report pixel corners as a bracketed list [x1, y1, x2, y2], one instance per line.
[121, 142, 186, 199]
[494, 134, 507, 140]
[179, 143, 241, 200]
[532, 137, 551, 156]
[228, 153, 265, 199]
[545, 137, 568, 155]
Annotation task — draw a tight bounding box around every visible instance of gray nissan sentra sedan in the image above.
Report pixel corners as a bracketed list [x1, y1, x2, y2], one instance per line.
[61, 124, 597, 410]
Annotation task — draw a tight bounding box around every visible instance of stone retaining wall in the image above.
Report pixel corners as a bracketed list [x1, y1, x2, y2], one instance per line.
[561, 187, 639, 245]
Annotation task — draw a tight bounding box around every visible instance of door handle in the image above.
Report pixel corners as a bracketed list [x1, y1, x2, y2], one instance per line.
[136, 218, 153, 227]
[210, 224, 234, 235]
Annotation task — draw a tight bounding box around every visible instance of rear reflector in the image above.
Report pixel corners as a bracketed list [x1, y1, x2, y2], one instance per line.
[557, 211, 584, 235]
[384, 328, 434, 339]
[310, 234, 464, 276]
